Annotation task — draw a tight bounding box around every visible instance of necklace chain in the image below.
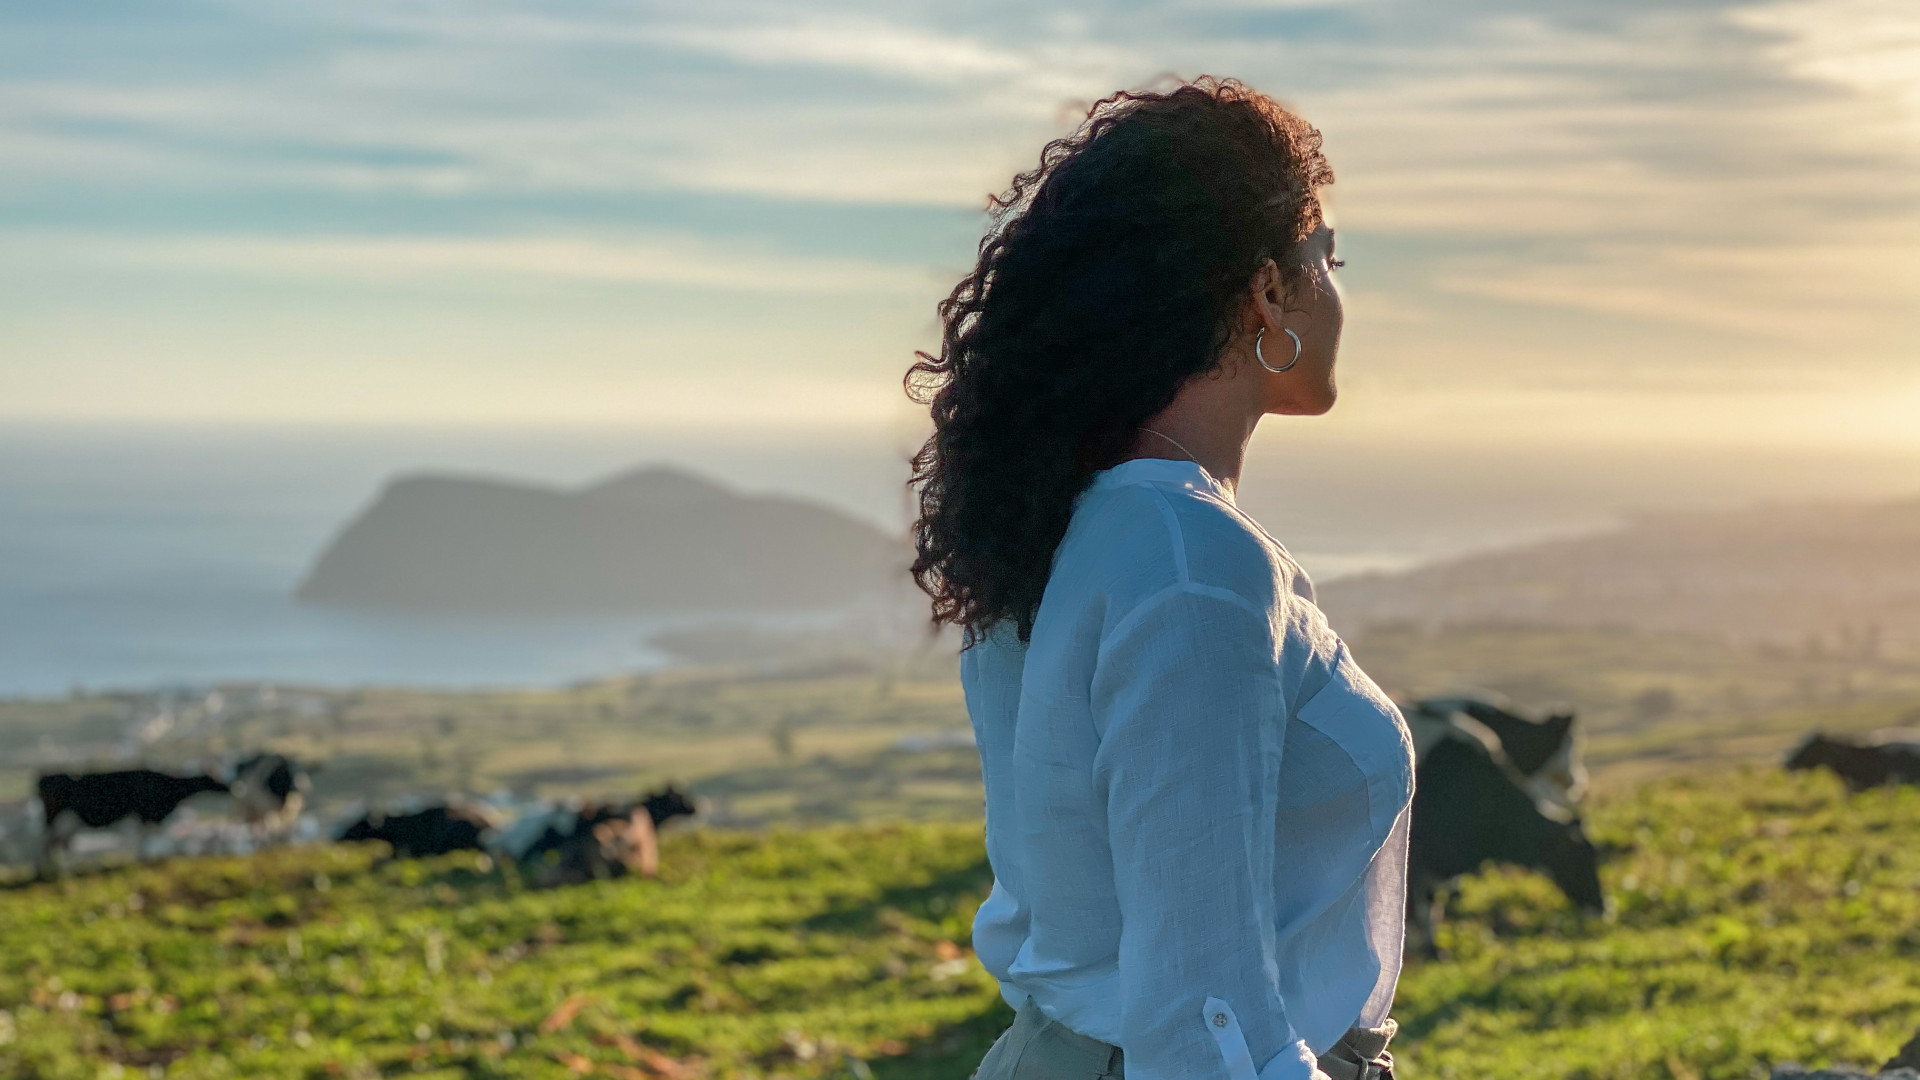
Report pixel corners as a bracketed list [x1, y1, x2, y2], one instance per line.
[1138, 427, 1199, 464]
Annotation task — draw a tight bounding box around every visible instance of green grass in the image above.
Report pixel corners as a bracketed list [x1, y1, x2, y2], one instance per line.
[1400, 767, 1920, 1079]
[4, 767, 1918, 1080]
[0, 824, 1008, 1080]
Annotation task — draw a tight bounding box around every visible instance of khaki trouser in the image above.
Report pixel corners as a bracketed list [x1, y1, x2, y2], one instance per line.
[972, 997, 1397, 1080]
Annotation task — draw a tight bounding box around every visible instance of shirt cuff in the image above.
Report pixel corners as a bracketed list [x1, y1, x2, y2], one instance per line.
[1257, 1037, 1326, 1080]
[1201, 997, 1325, 1080]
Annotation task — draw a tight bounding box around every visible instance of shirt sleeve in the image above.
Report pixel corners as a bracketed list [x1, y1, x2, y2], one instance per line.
[1090, 583, 1327, 1080]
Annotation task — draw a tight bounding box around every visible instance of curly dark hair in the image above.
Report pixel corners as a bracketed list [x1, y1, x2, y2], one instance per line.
[905, 77, 1334, 643]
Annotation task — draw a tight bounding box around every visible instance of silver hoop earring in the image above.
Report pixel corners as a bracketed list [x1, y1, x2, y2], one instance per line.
[1255, 327, 1302, 374]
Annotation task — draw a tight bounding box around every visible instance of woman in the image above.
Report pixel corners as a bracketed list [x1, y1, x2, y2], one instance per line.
[905, 79, 1415, 1080]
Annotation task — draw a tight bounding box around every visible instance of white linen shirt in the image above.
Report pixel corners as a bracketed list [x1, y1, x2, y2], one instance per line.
[963, 458, 1415, 1080]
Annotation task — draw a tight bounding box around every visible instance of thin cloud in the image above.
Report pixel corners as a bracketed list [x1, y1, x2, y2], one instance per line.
[1734, 0, 1920, 134]
[0, 0, 1914, 426]
[646, 18, 1029, 84]
[1435, 236, 1920, 350]
[17, 232, 947, 296]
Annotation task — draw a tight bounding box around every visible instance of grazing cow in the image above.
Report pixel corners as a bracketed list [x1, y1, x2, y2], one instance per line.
[36, 768, 229, 876]
[1410, 696, 1588, 816]
[229, 753, 314, 835]
[1785, 731, 1920, 792]
[337, 803, 501, 858]
[1407, 731, 1604, 956]
[499, 785, 698, 888]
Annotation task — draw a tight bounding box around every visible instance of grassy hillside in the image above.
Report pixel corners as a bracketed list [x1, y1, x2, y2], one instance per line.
[4, 767, 1918, 1080]
[1345, 624, 1920, 786]
[1316, 497, 1920, 654]
[0, 660, 973, 812]
[0, 825, 1005, 1080]
[1397, 768, 1920, 1079]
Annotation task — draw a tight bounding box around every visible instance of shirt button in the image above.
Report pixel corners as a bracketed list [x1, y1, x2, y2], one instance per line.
[1212, 1013, 1229, 1028]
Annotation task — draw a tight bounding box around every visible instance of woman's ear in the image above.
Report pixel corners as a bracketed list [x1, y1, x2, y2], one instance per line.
[1250, 258, 1287, 328]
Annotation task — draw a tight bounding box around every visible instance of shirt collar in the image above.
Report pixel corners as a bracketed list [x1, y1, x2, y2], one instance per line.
[1086, 457, 1235, 504]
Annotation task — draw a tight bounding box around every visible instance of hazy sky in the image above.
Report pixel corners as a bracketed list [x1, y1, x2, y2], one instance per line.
[2, 0, 1916, 453]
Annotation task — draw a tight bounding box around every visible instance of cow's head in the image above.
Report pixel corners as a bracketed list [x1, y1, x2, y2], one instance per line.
[231, 754, 309, 797]
[337, 814, 382, 843]
[644, 784, 697, 826]
[1538, 817, 1605, 913]
[1483, 706, 1578, 775]
[1785, 732, 1846, 772]
[1530, 714, 1589, 816]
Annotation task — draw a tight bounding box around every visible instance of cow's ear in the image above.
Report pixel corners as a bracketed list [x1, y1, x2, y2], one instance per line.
[1549, 713, 1575, 734]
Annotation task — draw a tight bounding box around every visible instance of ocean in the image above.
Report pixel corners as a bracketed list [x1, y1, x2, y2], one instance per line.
[3, 422, 1914, 698]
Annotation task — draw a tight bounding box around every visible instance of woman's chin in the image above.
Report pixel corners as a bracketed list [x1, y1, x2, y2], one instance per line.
[1271, 383, 1338, 416]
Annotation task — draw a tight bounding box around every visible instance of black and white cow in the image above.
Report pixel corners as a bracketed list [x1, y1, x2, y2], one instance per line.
[1785, 730, 1920, 792]
[1405, 718, 1605, 956]
[1409, 696, 1587, 816]
[496, 786, 698, 888]
[228, 753, 314, 836]
[337, 802, 501, 859]
[36, 768, 229, 876]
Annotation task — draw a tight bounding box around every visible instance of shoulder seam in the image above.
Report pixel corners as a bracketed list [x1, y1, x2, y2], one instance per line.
[1215, 496, 1288, 559]
[1144, 481, 1296, 592]
[1141, 484, 1190, 584]
[1207, 491, 1314, 601]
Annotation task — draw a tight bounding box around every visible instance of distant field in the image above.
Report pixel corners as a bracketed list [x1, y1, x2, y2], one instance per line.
[0, 656, 975, 815]
[1347, 624, 1920, 787]
[4, 624, 1915, 817]
[2, 768, 1917, 1080]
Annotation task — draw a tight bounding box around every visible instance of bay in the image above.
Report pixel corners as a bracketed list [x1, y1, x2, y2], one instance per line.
[2, 421, 1913, 698]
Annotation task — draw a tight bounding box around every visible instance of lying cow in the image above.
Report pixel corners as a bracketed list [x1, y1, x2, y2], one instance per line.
[36, 768, 229, 877]
[524, 803, 658, 887]
[229, 753, 314, 836]
[337, 802, 502, 859]
[1786, 730, 1920, 792]
[1407, 721, 1605, 956]
[1410, 696, 1587, 816]
[497, 786, 698, 888]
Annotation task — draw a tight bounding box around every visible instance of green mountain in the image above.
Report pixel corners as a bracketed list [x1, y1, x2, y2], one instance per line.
[296, 465, 906, 614]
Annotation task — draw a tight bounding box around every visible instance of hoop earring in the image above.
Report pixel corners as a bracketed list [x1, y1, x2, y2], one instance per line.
[1255, 327, 1302, 374]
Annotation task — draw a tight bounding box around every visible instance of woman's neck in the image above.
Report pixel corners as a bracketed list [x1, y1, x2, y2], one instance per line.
[1124, 367, 1264, 496]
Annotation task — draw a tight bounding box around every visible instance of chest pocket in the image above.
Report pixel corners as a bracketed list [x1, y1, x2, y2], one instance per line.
[1291, 646, 1415, 845]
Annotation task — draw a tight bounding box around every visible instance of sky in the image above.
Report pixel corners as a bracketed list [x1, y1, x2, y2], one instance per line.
[2, 0, 1917, 457]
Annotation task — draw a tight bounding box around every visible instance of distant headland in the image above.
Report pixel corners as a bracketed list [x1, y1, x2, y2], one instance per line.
[295, 465, 907, 614]
[1317, 497, 1920, 652]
